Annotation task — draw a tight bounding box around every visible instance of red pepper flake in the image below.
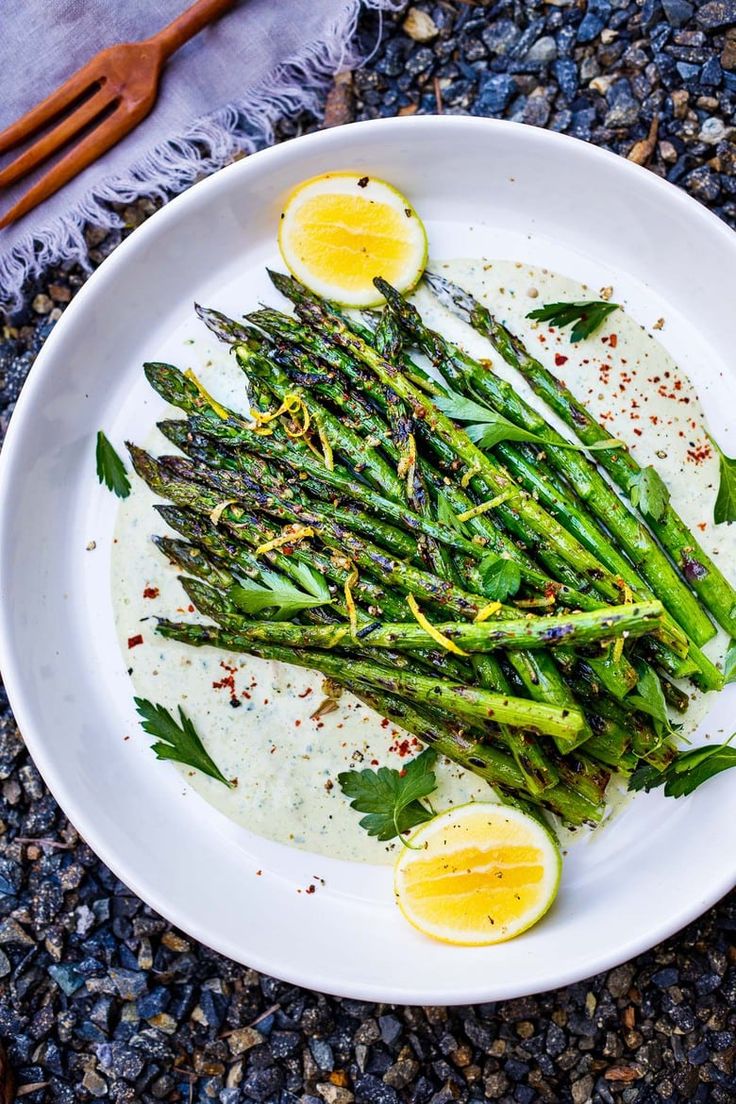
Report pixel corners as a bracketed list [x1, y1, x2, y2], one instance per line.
[601, 336, 608, 344]
[298, 687, 313, 698]
[371, 759, 379, 766]
[554, 354, 568, 367]
[142, 586, 159, 599]
[212, 660, 239, 705]
[609, 334, 618, 348]
[633, 428, 643, 436]
[687, 443, 712, 464]
[295, 719, 301, 727]
[381, 718, 390, 729]
[256, 869, 262, 876]
[127, 634, 144, 649]
[697, 522, 707, 531]
[305, 885, 316, 895]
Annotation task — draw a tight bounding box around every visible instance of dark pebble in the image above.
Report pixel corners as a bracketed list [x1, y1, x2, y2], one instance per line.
[473, 73, 518, 114]
[696, 1, 736, 30]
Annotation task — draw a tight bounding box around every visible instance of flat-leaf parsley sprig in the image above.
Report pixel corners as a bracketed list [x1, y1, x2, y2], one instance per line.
[135, 697, 233, 787]
[526, 299, 620, 343]
[337, 748, 438, 842]
[96, 431, 131, 498]
[629, 736, 736, 799]
[435, 389, 623, 454]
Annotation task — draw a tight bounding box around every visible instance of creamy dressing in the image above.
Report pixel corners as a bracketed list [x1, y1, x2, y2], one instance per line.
[112, 259, 736, 864]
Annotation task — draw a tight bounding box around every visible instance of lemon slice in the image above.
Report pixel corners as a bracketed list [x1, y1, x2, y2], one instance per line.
[278, 172, 428, 307]
[394, 803, 561, 946]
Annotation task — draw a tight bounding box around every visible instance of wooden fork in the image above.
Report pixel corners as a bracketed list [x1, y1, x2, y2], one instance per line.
[0, 0, 235, 230]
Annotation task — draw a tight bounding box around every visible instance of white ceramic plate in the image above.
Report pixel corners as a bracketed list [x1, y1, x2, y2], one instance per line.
[1, 117, 736, 1004]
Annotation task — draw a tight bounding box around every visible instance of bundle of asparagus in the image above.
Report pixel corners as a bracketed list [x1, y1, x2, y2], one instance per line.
[126, 269, 732, 831]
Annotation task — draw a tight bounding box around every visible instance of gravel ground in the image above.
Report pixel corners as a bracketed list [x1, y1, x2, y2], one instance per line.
[1, 2, 736, 1101]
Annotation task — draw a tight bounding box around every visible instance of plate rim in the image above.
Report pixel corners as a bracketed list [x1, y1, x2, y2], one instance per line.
[1, 114, 735, 1002]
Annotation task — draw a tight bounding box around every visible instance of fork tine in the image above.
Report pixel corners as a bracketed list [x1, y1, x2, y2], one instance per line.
[0, 85, 119, 190]
[0, 57, 104, 157]
[0, 101, 144, 231]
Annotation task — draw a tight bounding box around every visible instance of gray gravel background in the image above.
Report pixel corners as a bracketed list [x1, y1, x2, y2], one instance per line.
[1, 2, 736, 1101]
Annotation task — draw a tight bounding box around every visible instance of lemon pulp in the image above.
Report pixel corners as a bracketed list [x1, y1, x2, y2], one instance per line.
[394, 803, 561, 946]
[278, 172, 427, 307]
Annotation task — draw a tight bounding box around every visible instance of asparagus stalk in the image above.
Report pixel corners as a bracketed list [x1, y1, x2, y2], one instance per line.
[248, 306, 629, 607]
[154, 598, 663, 655]
[407, 275, 716, 646]
[424, 271, 736, 639]
[155, 620, 588, 747]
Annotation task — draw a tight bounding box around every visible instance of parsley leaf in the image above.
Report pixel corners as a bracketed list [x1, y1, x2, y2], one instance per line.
[435, 389, 621, 454]
[629, 466, 671, 523]
[96, 431, 131, 498]
[628, 663, 671, 739]
[337, 748, 438, 841]
[229, 576, 331, 620]
[629, 738, 736, 799]
[287, 560, 331, 602]
[724, 639, 736, 685]
[708, 435, 736, 525]
[437, 493, 469, 537]
[135, 698, 233, 787]
[479, 557, 522, 601]
[527, 299, 620, 342]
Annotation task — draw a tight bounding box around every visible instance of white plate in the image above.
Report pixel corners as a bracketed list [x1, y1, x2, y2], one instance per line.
[1, 117, 736, 1004]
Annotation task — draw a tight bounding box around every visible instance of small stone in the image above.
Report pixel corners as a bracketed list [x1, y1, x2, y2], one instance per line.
[604, 1065, 644, 1082]
[659, 140, 678, 161]
[48, 283, 71, 303]
[685, 165, 721, 200]
[32, 294, 54, 315]
[554, 58, 579, 98]
[607, 963, 635, 996]
[600, 28, 618, 43]
[402, 9, 439, 43]
[147, 1013, 177, 1034]
[605, 79, 641, 127]
[525, 35, 557, 63]
[474, 73, 518, 115]
[378, 1015, 402, 1045]
[109, 968, 147, 1000]
[317, 1086, 354, 1104]
[671, 89, 690, 116]
[663, 0, 694, 25]
[227, 1026, 263, 1056]
[699, 116, 729, 142]
[82, 1068, 108, 1095]
[571, 1074, 594, 1103]
[481, 20, 520, 56]
[590, 74, 617, 94]
[383, 1058, 419, 1089]
[323, 72, 354, 129]
[722, 29, 736, 67]
[696, 0, 736, 29]
[577, 13, 605, 42]
[48, 964, 85, 996]
[161, 931, 190, 952]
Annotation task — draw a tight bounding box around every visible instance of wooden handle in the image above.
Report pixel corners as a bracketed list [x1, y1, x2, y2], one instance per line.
[149, 0, 237, 61]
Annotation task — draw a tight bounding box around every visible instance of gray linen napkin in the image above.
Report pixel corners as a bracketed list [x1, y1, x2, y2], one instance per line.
[0, 0, 399, 307]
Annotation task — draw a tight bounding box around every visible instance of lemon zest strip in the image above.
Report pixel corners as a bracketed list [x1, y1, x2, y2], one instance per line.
[344, 565, 359, 639]
[209, 499, 238, 526]
[254, 526, 315, 556]
[406, 595, 469, 656]
[473, 601, 503, 624]
[456, 490, 515, 523]
[184, 369, 229, 420]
